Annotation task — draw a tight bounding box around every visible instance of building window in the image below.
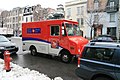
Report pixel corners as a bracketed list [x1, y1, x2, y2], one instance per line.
[28, 8, 30, 12]
[22, 16, 24, 21]
[25, 9, 28, 13]
[13, 17, 15, 22]
[16, 17, 18, 22]
[10, 24, 11, 28]
[16, 24, 18, 28]
[31, 17, 33, 22]
[94, 15, 99, 23]
[110, 1, 114, 8]
[26, 17, 28, 22]
[94, 0, 99, 10]
[81, 18, 84, 25]
[77, 7, 80, 15]
[110, 14, 115, 22]
[81, 6, 84, 15]
[13, 24, 15, 28]
[107, 27, 116, 36]
[29, 8, 32, 12]
[77, 18, 84, 26]
[31, 7, 34, 12]
[16, 10, 18, 15]
[67, 8, 71, 18]
[77, 18, 80, 26]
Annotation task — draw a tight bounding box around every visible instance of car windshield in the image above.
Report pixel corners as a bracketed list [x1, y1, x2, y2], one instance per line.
[97, 37, 113, 41]
[0, 36, 9, 42]
[65, 23, 81, 36]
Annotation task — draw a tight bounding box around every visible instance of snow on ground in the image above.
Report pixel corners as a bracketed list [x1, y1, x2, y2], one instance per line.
[0, 59, 63, 80]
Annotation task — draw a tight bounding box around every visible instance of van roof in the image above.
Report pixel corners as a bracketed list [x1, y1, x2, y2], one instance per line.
[22, 19, 78, 24]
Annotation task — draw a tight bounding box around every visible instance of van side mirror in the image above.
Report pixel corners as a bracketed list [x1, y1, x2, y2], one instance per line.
[62, 29, 67, 36]
[62, 30, 65, 36]
[62, 23, 67, 36]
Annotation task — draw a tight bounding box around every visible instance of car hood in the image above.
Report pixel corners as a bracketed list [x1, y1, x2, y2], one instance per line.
[0, 41, 16, 47]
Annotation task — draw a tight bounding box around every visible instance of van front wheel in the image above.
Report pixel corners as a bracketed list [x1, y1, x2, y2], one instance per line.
[30, 47, 37, 56]
[60, 51, 72, 63]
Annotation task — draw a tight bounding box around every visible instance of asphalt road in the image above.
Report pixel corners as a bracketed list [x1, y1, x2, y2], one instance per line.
[11, 52, 83, 80]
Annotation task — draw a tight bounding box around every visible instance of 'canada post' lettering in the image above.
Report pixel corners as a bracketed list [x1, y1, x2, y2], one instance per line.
[27, 28, 41, 34]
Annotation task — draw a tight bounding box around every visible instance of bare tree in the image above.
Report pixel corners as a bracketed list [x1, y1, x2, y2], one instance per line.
[0, 11, 8, 28]
[84, 10, 104, 39]
[84, 0, 107, 39]
[33, 4, 52, 21]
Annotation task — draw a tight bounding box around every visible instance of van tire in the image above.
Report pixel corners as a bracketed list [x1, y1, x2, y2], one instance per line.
[60, 51, 72, 63]
[30, 46, 37, 56]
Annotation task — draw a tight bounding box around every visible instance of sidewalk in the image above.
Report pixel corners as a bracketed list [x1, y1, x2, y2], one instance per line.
[0, 59, 63, 80]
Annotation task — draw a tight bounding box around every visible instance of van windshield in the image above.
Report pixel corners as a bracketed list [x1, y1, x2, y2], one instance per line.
[65, 23, 81, 36]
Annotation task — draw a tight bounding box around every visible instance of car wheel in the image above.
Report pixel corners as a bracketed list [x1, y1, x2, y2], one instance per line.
[94, 77, 112, 80]
[30, 47, 37, 56]
[60, 51, 72, 63]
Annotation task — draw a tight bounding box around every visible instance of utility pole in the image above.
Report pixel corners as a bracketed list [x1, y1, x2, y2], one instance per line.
[0, 14, 4, 28]
[118, 3, 120, 41]
[1, 16, 3, 27]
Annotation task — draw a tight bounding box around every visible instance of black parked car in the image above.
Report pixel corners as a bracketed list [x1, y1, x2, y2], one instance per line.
[90, 35, 117, 42]
[75, 42, 120, 80]
[0, 35, 18, 57]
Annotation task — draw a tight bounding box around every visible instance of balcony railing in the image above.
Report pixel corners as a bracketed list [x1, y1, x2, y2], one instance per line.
[106, 5, 119, 13]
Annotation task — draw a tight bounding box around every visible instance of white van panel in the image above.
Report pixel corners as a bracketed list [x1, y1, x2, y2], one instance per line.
[23, 40, 49, 54]
[48, 44, 62, 56]
[23, 40, 63, 56]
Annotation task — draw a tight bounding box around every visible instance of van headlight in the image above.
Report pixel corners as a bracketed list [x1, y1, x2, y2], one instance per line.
[0, 47, 5, 49]
[78, 49, 81, 53]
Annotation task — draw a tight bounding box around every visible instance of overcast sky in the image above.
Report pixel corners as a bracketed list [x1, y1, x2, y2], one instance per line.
[0, 0, 71, 10]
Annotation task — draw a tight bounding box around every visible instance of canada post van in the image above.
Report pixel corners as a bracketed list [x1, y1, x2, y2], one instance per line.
[22, 20, 88, 63]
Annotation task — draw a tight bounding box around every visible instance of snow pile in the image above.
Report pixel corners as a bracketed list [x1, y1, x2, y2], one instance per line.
[54, 77, 63, 80]
[0, 59, 63, 80]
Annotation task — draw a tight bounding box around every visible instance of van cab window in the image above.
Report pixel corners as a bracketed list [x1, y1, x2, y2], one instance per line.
[50, 25, 60, 36]
[84, 47, 114, 61]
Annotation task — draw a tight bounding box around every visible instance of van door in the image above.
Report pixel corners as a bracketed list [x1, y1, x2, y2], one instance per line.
[49, 25, 61, 56]
[59, 23, 69, 50]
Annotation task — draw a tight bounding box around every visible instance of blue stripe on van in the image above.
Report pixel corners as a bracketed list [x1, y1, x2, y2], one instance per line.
[22, 37, 50, 43]
[22, 37, 62, 48]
